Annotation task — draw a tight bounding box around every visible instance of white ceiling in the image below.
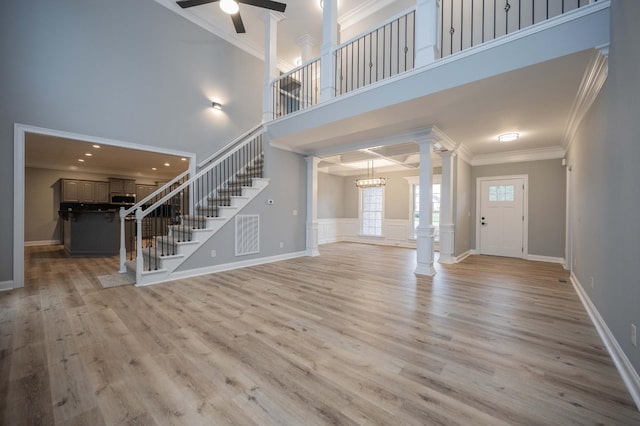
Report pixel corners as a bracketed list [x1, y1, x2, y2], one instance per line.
[25, 133, 190, 180]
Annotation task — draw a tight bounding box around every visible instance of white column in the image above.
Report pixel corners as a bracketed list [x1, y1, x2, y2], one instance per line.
[262, 11, 284, 122]
[297, 34, 315, 109]
[306, 156, 320, 256]
[415, 0, 440, 67]
[320, 0, 338, 102]
[415, 136, 435, 276]
[297, 34, 315, 63]
[438, 150, 455, 264]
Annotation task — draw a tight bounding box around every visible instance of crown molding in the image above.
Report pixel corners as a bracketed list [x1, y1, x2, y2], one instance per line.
[471, 146, 566, 166]
[562, 47, 609, 152]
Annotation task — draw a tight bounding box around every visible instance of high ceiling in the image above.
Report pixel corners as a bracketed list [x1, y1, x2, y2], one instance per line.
[155, 0, 414, 71]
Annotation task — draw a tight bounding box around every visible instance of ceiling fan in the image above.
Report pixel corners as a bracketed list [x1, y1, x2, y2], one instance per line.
[176, 0, 287, 34]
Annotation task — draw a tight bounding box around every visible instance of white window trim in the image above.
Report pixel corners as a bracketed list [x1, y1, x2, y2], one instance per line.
[358, 185, 385, 238]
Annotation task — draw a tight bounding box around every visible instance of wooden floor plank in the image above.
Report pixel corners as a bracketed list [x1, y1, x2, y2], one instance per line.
[0, 243, 638, 424]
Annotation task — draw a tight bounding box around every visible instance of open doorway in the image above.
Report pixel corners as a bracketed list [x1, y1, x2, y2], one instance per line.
[13, 124, 197, 289]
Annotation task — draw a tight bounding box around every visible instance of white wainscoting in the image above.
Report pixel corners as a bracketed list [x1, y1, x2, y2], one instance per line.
[318, 219, 416, 248]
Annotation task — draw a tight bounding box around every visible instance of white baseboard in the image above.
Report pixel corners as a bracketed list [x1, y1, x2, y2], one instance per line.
[24, 239, 61, 247]
[455, 250, 472, 263]
[528, 254, 565, 264]
[0, 280, 15, 292]
[152, 251, 308, 285]
[570, 272, 640, 411]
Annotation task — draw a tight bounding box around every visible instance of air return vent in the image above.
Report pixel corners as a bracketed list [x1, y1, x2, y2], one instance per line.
[235, 215, 260, 256]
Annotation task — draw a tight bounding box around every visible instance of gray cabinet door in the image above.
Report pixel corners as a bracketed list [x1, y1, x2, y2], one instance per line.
[62, 180, 80, 202]
[95, 182, 109, 203]
[80, 181, 95, 203]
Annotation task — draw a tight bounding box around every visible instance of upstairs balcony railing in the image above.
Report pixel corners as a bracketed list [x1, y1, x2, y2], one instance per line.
[335, 10, 416, 96]
[271, 0, 600, 119]
[272, 58, 320, 118]
[440, 0, 598, 57]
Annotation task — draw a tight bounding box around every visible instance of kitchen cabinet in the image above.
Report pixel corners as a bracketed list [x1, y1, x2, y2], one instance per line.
[95, 182, 110, 203]
[79, 181, 95, 203]
[62, 180, 80, 202]
[136, 184, 157, 203]
[109, 178, 136, 194]
[61, 179, 110, 203]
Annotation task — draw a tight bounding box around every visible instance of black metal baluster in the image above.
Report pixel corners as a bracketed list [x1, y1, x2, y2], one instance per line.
[461, 0, 464, 52]
[482, 0, 486, 43]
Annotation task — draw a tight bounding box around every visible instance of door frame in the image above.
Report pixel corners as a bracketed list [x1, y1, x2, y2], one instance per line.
[475, 175, 529, 259]
[12, 123, 197, 290]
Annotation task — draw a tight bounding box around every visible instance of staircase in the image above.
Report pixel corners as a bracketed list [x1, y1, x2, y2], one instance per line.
[119, 126, 268, 286]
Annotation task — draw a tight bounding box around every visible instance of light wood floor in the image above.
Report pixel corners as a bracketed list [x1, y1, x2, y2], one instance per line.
[2, 243, 639, 425]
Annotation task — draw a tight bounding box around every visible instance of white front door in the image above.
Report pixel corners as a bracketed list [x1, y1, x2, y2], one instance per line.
[479, 177, 526, 258]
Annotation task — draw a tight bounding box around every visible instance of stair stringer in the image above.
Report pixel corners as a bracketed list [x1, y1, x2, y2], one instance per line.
[130, 178, 269, 286]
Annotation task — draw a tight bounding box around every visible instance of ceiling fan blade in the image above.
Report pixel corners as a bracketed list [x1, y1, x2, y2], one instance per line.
[231, 12, 246, 33]
[176, 0, 219, 9]
[238, 0, 286, 13]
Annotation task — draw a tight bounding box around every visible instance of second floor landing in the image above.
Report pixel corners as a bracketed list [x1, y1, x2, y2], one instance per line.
[265, 1, 610, 163]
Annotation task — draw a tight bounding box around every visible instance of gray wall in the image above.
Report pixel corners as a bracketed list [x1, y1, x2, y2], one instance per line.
[1, 0, 270, 282]
[455, 157, 472, 256]
[318, 172, 346, 219]
[177, 146, 307, 270]
[471, 159, 566, 258]
[566, 0, 640, 373]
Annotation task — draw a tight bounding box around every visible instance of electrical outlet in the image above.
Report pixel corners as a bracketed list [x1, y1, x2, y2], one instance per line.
[590, 277, 594, 289]
[632, 324, 637, 347]
[279, 242, 284, 249]
[210, 249, 216, 258]
[292, 210, 298, 216]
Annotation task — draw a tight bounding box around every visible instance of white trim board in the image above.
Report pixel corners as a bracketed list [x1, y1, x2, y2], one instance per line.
[527, 254, 565, 264]
[0, 281, 14, 292]
[24, 240, 62, 247]
[13, 123, 198, 290]
[570, 272, 640, 411]
[141, 251, 308, 287]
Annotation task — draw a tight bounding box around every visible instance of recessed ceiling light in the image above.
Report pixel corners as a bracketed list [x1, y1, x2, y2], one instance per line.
[498, 132, 519, 142]
[181, 158, 187, 161]
[92, 144, 101, 149]
[164, 162, 170, 167]
[78, 159, 85, 162]
[85, 152, 92, 156]
[152, 167, 157, 171]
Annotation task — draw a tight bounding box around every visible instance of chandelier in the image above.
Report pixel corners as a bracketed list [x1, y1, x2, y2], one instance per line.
[355, 160, 386, 188]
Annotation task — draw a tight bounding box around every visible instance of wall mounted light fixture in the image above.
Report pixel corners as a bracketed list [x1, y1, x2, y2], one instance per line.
[212, 101, 223, 110]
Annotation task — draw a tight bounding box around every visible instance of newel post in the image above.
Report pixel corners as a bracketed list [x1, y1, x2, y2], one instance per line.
[119, 207, 127, 273]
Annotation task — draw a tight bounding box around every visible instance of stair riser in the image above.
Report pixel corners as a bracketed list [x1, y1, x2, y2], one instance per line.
[133, 178, 269, 286]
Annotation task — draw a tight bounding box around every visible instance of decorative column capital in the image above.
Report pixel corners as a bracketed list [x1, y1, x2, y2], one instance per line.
[260, 10, 285, 23]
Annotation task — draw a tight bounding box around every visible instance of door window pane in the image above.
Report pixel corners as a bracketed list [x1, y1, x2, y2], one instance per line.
[488, 185, 514, 201]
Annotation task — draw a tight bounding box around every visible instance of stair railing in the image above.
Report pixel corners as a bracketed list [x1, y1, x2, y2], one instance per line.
[118, 170, 190, 273]
[129, 127, 265, 282]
